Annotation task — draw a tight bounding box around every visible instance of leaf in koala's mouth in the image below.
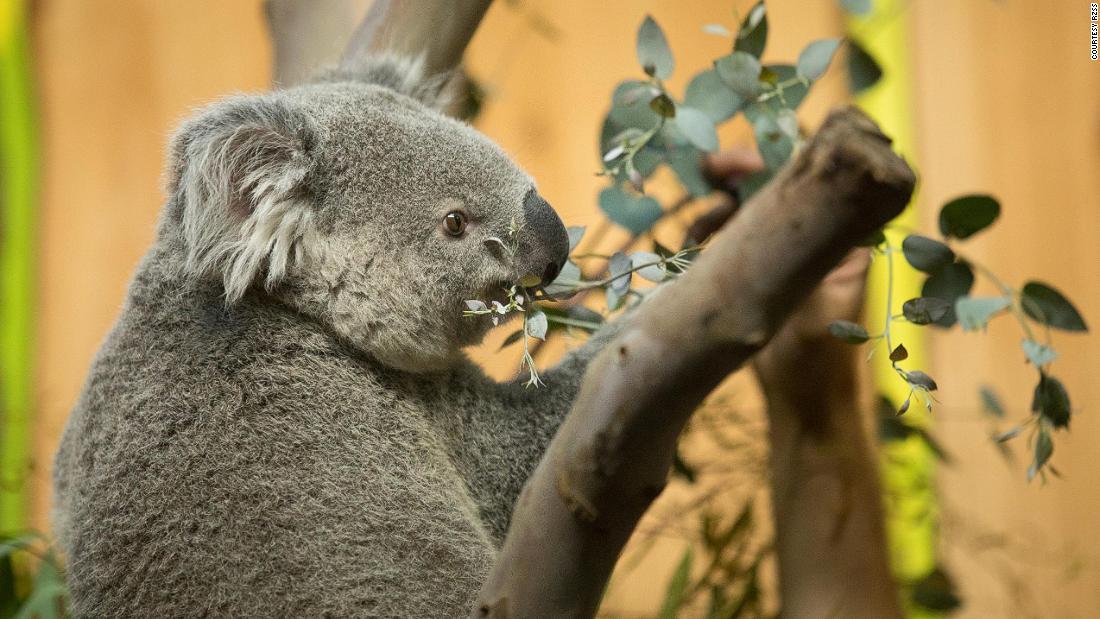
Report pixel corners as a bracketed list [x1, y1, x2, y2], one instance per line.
[518, 274, 542, 288]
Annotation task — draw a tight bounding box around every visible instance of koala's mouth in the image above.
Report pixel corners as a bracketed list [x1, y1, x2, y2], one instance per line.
[481, 279, 515, 304]
[477, 278, 545, 310]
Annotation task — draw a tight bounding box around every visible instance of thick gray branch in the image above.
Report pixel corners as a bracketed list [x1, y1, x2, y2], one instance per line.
[474, 107, 915, 618]
[339, 0, 492, 77]
[265, 0, 372, 86]
[265, 0, 492, 86]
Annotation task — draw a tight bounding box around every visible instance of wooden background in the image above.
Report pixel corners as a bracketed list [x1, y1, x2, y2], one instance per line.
[25, 1, 1099, 616]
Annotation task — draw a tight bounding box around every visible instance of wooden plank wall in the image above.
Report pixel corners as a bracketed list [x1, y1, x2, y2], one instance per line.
[911, 2, 1100, 617]
[27, 1, 1099, 616]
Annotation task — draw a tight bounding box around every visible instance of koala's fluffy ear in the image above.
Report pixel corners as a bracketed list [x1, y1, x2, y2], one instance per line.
[170, 96, 317, 303]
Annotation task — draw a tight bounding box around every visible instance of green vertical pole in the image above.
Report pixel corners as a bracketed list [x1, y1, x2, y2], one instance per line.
[0, 0, 38, 535]
[849, 1, 938, 616]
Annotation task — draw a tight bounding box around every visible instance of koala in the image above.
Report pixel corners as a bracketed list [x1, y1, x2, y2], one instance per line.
[52, 55, 620, 617]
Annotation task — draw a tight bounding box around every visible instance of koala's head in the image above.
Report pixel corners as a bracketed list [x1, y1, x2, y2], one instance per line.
[164, 56, 569, 372]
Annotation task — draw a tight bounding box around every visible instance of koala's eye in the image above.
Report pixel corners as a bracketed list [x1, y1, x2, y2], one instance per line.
[443, 211, 468, 237]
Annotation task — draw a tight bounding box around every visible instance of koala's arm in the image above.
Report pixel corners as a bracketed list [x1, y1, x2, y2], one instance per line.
[532, 315, 627, 404]
[453, 312, 632, 540]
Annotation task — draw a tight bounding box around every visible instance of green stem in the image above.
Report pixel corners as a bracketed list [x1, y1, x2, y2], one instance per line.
[883, 245, 896, 358]
[520, 310, 543, 388]
[756, 76, 809, 104]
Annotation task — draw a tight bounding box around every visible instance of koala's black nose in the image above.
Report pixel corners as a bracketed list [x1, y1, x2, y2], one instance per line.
[523, 189, 570, 284]
[543, 261, 560, 284]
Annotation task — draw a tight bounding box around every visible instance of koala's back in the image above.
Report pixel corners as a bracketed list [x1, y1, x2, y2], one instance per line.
[53, 248, 496, 617]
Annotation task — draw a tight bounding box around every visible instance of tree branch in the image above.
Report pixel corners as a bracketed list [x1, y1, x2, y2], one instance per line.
[265, 0, 492, 87]
[474, 106, 915, 618]
[339, 0, 493, 77]
[265, 0, 372, 87]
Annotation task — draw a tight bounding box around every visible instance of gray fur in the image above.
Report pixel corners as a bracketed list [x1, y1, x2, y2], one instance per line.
[53, 56, 617, 617]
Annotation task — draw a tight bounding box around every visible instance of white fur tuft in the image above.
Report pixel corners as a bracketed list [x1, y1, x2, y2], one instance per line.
[176, 102, 316, 304]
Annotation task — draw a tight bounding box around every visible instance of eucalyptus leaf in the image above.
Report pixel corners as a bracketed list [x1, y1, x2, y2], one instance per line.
[746, 103, 794, 170]
[938, 194, 1000, 239]
[1021, 281, 1088, 332]
[598, 186, 663, 235]
[734, 1, 768, 58]
[544, 261, 583, 298]
[1032, 373, 1071, 428]
[1029, 427, 1054, 481]
[631, 251, 667, 282]
[776, 108, 799, 140]
[464, 300, 488, 312]
[684, 68, 742, 123]
[880, 401, 915, 440]
[828, 320, 870, 344]
[993, 426, 1023, 442]
[567, 226, 586, 252]
[602, 82, 664, 179]
[610, 81, 660, 125]
[0, 554, 16, 619]
[902, 235, 955, 273]
[738, 169, 773, 202]
[608, 127, 646, 147]
[567, 305, 605, 326]
[890, 343, 909, 362]
[673, 105, 720, 152]
[600, 136, 660, 183]
[609, 252, 634, 295]
[499, 329, 524, 350]
[702, 23, 731, 37]
[905, 370, 939, 392]
[658, 547, 694, 619]
[666, 148, 712, 197]
[847, 39, 882, 94]
[715, 51, 762, 100]
[921, 261, 974, 327]
[605, 285, 626, 311]
[980, 386, 1005, 418]
[656, 118, 692, 148]
[918, 427, 951, 462]
[1022, 339, 1058, 367]
[526, 310, 548, 341]
[902, 297, 952, 325]
[840, 0, 873, 15]
[911, 566, 962, 612]
[759, 64, 809, 111]
[858, 228, 887, 247]
[1036, 428, 1054, 464]
[955, 296, 1011, 332]
[13, 556, 67, 619]
[880, 404, 915, 444]
[0, 534, 40, 559]
[637, 15, 674, 79]
[796, 38, 841, 81]
[649, 93, 676, 118]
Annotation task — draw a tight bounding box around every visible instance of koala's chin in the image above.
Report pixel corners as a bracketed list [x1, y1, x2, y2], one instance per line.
[324, 299, 485, 374]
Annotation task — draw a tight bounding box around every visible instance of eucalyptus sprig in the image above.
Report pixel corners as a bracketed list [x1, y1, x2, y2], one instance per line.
[462, 226, 703, 387]
[597, 3, 844, 236]
[828, 194, 1088, 481]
